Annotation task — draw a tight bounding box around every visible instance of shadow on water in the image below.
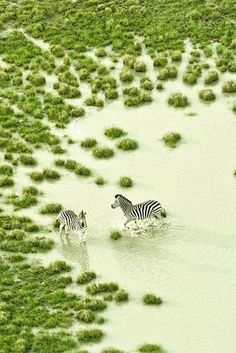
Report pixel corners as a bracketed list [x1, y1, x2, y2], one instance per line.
[59, 233, 90, 272]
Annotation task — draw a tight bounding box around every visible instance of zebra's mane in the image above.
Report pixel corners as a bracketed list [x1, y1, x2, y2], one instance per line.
[115, 194, 132, 204]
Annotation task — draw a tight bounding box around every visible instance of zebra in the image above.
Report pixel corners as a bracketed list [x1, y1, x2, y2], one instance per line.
[57, 210, 87, 240]
[111, 194, 166, 228]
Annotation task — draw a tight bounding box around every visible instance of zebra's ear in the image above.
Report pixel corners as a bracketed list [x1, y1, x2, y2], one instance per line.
[115, 194, 121, 198]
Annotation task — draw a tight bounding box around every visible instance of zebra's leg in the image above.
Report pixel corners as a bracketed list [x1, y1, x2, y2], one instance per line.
[124, 219, 133, 228]
[65, 225, 69, 235]
[59, 223, 65, 235]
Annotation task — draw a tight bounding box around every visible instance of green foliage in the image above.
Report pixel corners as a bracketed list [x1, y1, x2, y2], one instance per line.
[120, 69, 134, 83]
[168, 92, 189, 107]
[0, 164, 13, 176]
[27, 73, 46, 86]
[117, 138, 138, 151]
[86, 282, 119, 295]
[222, 80, 236, 93]
[158, 65, 177, 80]
[0, 176, 14, 187]
[19, 154, 37, 166]
[204, 70, 219, 84]
[40, 203, 62, 214]
[138, 343, 164, 353]
[110, 230, 122, 240]
[143, 294, 163, 305]
[162, 132, 182, 148]
[77, 309, 96, 323]
[104, 127, 126, 139]
[85, 95, 104, 107]
[101, 348, 124, 353]
[153, 55, 168, 67]
[77, 328, 104, 343]
[95, 177, 106, 186]
[81, 138, 97, 148]
[29, 171, 44, 182]
[119, 176, 133, 188]
[134, 61, 147, 72]
[92, 147, 114, 159]
[199, 89, 216, 101]
[77, 271, 97, 285]
[43, 169, 60, 181]
[114, 289, 129, 303]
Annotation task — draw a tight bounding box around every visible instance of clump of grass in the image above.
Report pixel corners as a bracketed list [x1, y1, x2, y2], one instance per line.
[92, 147, 114, 159]
[171, 50, 182, 62]
[19, 154, 37, 166]
[86, 282, 119, 295]
[156, 83, 164, 90]
[222, 80, 236, 93]
[27, 72, 46, 86]
[134, 60, 147, 72]
[101, 348, 123, 353]
[104, 88, 119, 100]
[119, 69, 134, 83]
[40, 203, 62, 214]
[77, 328, 104, 343]
[119, 176, 133, 188]
[143, 294, 163, 306]
[51, 145, 66, 154]
[140, 77, 154, 90]
[0, 176, 14, 187]
[43, 169, 60, 181]
[138, 343, 164, 353]
[114, 289, 129, 303]
[29, 171, 44, 182]
[204, 70, 219, 84]
[104, 127, 126, 139]
[168, 92, 189, 107]
[75, 164, 91, 177]
[81, 138, 97, 149]
[55, 159, 65, 167]
[158, 65, 177, 80]
[77, 271, 97, 285]
[95, 177, 106, 186]
[199, 89, 216, 101]
[48, 261, 71, 274]
[85, 95, 104, 108]
[64, 159, 77, 171]
[117, 138, 138, 151]
[110, 229, 122, 240]
[0, 164, 13, 176]
[232, 103, 236, 113]
[76, 309, 95, 323]
[153, 55, 168, 67]
[162, 132, 182, 148]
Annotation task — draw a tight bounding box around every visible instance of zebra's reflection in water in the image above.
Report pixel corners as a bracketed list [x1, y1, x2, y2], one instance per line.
[59, 233, 89, 272]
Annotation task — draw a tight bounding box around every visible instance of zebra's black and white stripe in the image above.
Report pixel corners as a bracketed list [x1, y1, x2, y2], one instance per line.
[111, 194, 166, 227]
[57, 210, 87, 237]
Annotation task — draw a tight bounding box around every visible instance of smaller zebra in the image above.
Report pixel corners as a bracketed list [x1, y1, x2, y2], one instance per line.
[57, 210, 87, 239]
[111, 194, 166, 228]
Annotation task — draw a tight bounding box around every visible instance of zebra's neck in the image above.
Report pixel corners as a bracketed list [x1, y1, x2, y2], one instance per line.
[119, 197, 133, 216]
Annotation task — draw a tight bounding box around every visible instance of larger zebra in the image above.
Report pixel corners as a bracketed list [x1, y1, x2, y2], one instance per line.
[57, 210, 87, 239]
[111, 194, 166, 228]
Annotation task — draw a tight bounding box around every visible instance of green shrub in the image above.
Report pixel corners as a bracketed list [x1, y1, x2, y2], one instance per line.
[101, 348, 123, 353]
[143, 294, 163, 305]
[119, 176, 133, 188]
[40, 203, 62, 214]
[29, 171, 44, 182]
[0, 164, 13, 176]
[77, 328, 104, 343]
[171, 50, 182, 62]
[203, 46, 213, 57]
[75, 164, 91, 177]
[199, 89, 216, 101]
[153, 55, 168, 67]
[104, 127, 126, 139]
[19, 154, 37, 166]
[162, 132, 182, 148]
[158, 65, 177, 80]
[183, 72, 198, 85]
[64, 159, 77, 171]
[117, 138, 138, 151]
[134, 61, 147, 72]
[81, 138, 97, 149]
[43, 169, 60, 180]
[119, 69, 134, 83]
[86, 282, 119, 295]
[140, 77, 153, 90]
[222, 80, 236, 93]
[51, 145, 65, 154]
[92, 147, 114, 159]
[232, 103, 236, 113]
[0, 176, 14, 187]
[77, 309, 95, 323]
[114, 289, 129, 303]
[27, 73, 46, 86]
[138, 343, 163, 353]
[95, 177, 106, 186]
[55, 159, 65, 167]
[156, 83, 164, 90]
[168, 92, 189, 107]
[110, 230, 122, 240]
[104, 88, 119, 100]
[85, 95, 104, 107]
[204, 70, 219, 84]
[77, 271, 97, 285]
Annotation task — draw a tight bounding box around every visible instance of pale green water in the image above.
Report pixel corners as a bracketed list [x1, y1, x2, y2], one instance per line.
[4, 37, 236, 353]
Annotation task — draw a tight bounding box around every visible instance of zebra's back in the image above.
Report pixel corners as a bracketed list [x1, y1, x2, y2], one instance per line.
[132, 200, 161, 220]
[57, 210, 79, 229]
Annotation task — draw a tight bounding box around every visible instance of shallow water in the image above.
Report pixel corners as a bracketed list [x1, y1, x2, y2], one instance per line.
[3, 36, 236, 352]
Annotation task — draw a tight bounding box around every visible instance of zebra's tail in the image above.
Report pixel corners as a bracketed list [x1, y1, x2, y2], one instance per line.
[160, 207, 167, 218]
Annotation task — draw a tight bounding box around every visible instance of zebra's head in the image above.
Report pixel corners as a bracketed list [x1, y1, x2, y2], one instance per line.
[79, 210, 87, 232]
[111, 194, 131, 209]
